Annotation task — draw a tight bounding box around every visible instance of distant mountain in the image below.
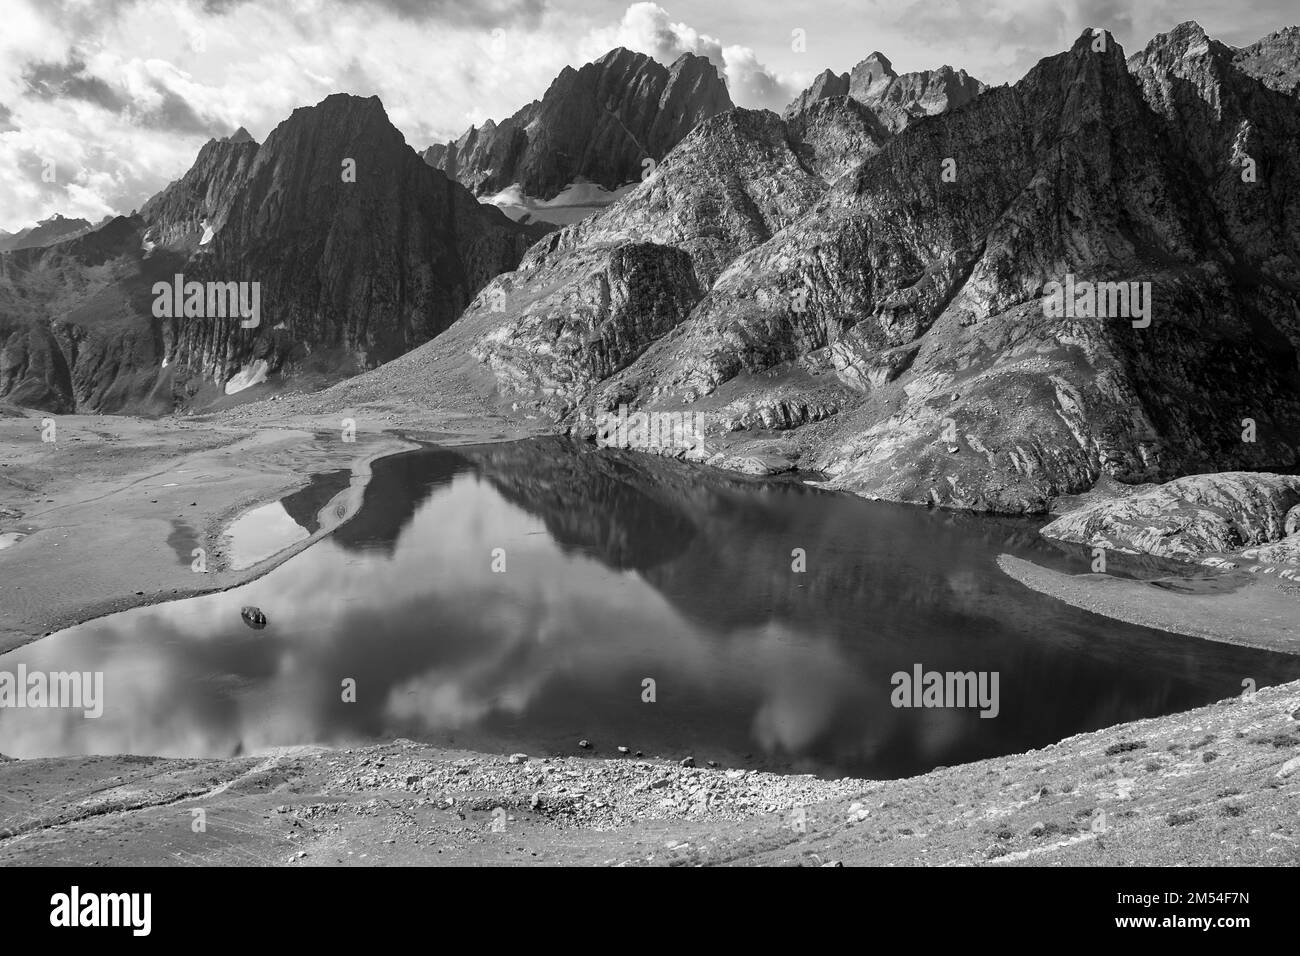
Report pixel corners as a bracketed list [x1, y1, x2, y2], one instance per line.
[422, 47, 733, 218]
[784, 51, 985, 132]
[0, 95, 543, 414]
[1234, 25, 1300, 95]
[0, 214, 94, 252]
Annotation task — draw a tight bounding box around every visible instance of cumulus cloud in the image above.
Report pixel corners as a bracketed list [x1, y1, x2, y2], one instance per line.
[3, 0, 1295, 232]
[582, 2, 798, 110]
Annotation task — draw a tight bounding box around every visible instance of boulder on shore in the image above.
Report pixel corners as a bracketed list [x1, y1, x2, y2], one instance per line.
[1040, 472, 1300, 564]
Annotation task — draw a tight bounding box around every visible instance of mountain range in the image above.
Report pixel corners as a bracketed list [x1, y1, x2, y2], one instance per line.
[0, 96, 542, 413]
[310, 22, 1300, 514]
[4, 24, 1300, 516]
[0, 214, 97, 253]
[421, 48, 733, 222]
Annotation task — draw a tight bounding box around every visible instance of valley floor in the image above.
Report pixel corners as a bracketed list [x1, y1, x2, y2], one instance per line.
[0, 404, 1297, 865]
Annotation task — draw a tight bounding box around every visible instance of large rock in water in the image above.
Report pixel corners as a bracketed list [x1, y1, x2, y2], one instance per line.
[1040, 472, 1300, 561]
[423, 48, 733, 201]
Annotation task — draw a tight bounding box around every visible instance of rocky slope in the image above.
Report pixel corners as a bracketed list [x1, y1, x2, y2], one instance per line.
[1234, 26, 1300, 96]
[3, 679, 1298, 866]
[1041, 472, 1300, 566]
[423, 48, 733, 203]
[140, 127, 258, 248]
[0, 97, 541, 414]
[407, 22, 1300, 515]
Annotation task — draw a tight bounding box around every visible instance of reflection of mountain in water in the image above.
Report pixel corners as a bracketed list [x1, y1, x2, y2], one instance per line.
[458, 437, 699, 570]
[454, 438, 1048, 636]
[8, 437, 1300, 778]
[279, 469, 353, 534]
[331, 448, 467, 554]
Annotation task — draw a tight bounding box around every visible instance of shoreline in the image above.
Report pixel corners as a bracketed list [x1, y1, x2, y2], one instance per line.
[2, 679, 1297, 866]
[997, 554, 1300, 656]
[3, 405, 1299, 865]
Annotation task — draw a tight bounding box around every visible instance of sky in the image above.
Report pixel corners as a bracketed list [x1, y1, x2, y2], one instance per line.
[1, 0, 1296, 232]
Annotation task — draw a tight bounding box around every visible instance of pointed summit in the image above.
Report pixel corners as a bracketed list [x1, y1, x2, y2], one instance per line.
[228, 126, 255, 144]
[786, 50, 982, 131]
[423, 48, 732, 199]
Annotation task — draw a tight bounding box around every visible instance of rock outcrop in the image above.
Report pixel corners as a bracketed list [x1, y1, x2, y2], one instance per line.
[423, 48, 733, 201]
[1040, 472, 1300, 565]
[465, 108, 827, 401]
[140, 128, 259, 247]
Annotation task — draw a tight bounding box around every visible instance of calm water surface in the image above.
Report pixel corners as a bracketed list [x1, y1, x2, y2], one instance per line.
[3, 438, 1298, 778]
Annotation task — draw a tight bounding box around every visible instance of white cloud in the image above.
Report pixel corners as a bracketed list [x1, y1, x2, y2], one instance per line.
[2, 0, 1296, 232]
[581, 2, 796, 110]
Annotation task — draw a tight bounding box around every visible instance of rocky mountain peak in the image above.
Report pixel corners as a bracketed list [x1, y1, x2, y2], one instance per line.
[848, 51, 896, 96]
[1233, 23, 1300, 96]
[423, 47, 732, 201]
[227, 126, 255, 144]
[0, 214, 94, 252]
[786, 50, 983, 133]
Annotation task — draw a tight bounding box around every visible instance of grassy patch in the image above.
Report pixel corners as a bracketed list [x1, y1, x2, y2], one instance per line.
[1105, 740, 1147, 757]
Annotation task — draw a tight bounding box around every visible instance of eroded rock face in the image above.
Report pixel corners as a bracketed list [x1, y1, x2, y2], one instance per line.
[1040, 472, 1300, 562]
[140, 129, 259, 247]
[423, 48, 733, 201]
[472, 242, 703, 398]
[462, 108, 828, 415]
[169, 94, 541, 388]
[785, 96, 891, 182]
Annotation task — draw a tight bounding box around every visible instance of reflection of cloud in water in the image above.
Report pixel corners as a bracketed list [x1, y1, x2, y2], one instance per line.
[3, 443, 1300, 779]
[3, 474, 869, 761]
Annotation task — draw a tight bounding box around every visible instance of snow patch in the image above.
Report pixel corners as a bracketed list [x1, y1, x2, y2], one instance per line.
[224, 359, 269, 395]
[199, 219, 215, 246]
[479, 180, 636, 226]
